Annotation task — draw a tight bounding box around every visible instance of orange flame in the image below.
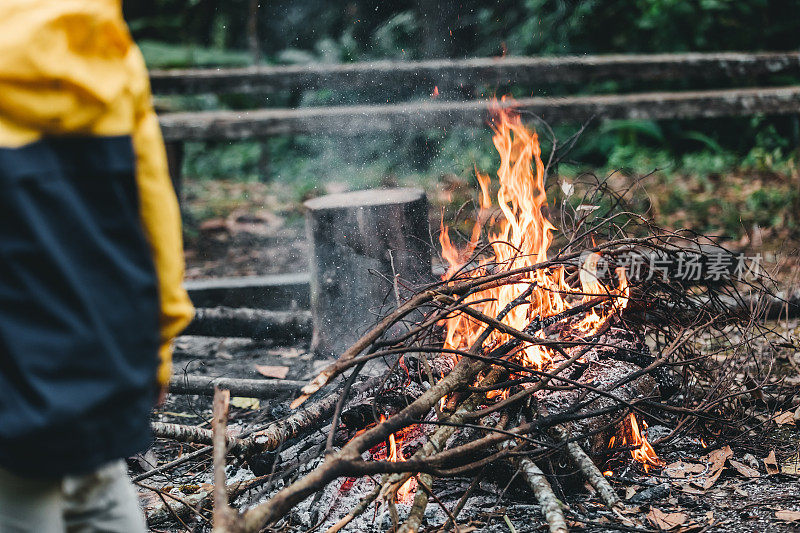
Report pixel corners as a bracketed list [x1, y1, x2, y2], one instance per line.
[375, 415, 417, 503]
[387, 430, 416, 502]
[439, 102, 629, 373]
[617, 413, 663, 471]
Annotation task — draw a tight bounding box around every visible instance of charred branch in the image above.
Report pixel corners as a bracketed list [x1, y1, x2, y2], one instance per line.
[169, 375, 304, 398]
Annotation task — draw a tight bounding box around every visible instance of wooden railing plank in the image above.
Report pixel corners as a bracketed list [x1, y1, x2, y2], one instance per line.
[185, 273, 310, 309]
[159, 86, 800, 142]
[150, 52, 800, 95]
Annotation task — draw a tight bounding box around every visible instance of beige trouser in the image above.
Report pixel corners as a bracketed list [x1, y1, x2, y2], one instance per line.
[0, 460, 147, 533]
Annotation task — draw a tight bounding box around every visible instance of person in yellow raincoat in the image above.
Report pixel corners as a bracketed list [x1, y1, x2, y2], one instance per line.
[0, 1, 194, 530]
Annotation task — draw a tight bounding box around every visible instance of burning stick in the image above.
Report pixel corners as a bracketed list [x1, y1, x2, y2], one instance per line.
[241, 278, 630, 527]
[239, 356, 489, 530]
[610, 413, 664, 472]
[240, 281, 535, 530]
[377, 286, 553, 505]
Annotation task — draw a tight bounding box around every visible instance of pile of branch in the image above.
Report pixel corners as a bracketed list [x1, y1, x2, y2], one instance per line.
[141, 226, 774, 532]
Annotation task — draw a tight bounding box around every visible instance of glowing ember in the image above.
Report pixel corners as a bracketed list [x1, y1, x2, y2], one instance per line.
[616, 413, 664, 471]
[439, 101, 630, 374]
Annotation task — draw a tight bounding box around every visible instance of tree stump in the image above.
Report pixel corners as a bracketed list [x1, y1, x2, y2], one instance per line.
[305, 188, 432, 356]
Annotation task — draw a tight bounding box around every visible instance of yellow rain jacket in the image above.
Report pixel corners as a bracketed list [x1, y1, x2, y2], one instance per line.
[0, 0, 193, 475]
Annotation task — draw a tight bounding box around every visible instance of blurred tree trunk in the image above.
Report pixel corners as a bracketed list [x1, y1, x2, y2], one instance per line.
[247, 0, 261, 64]
[192, 0, 223, 47]
[223, 0, 249, 50]
[415, 0, 456, 58]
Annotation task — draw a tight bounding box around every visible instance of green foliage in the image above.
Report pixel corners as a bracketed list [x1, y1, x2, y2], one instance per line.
[679, 151, 736, 176]
[372, 11, 420, 59]
[129, 0, 800, 241]
[601, 120, 666, 146]
[492, 0, 795, 55]
[746, 188, 793, 228]
[138, 40, 250, 69]
[127, 0, 800, 60]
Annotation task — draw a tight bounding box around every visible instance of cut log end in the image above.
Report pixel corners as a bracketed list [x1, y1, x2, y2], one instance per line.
[305, 188, 432, 357]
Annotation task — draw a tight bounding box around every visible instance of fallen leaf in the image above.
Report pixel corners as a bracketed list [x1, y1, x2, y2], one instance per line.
[255, 364, 289, 379]
[230, 396, 260, 409]
[647, 508, 688, 530]
[705, 511, 714, 525]
[705, 446, 733, 471]
[729, 459, 760, 478]
[665, 460, 705, 479]
[775, 510, 800, 521]
[774, 411, 796, 425]
[625, 486, 638, 500]
[764, 450, 780, 475]
[691, 446, 732, 489]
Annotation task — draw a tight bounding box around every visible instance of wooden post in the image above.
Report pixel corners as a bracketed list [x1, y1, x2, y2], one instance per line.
[247, 0, 261, 65]
[164, 141, 184, 201]
[305, 188, 432, 357]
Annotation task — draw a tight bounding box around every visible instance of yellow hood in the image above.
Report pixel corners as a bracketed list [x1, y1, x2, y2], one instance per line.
[0, 0, 136, 146]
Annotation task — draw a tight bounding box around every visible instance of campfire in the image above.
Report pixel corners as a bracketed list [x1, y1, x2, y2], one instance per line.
[146, 101, 776, 533]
